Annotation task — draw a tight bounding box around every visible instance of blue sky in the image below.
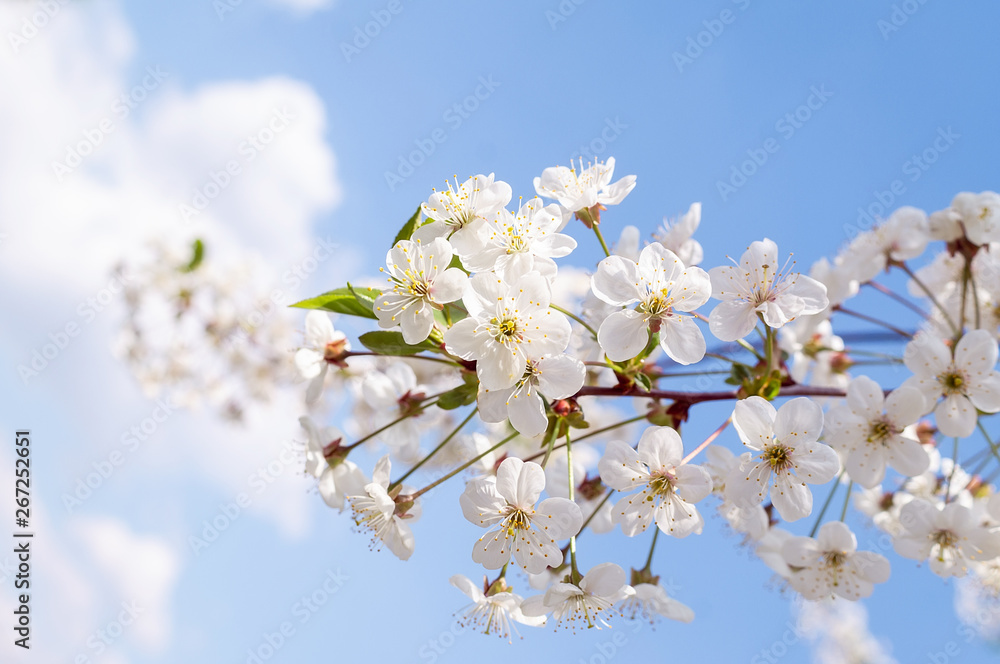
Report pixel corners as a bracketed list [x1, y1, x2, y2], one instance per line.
[2, 0, 1000, 662]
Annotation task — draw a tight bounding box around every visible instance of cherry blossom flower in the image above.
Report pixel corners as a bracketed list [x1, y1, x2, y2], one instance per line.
[708, 238, 828, 341]
[756, 527, 795, 578]
[598, 426, 712, 537]
[653, 202, 703, 267]
[460, 457, 582, 574]
[533, 157, 636, 226]
[839, 206, 929, 283]
[444, 272, 572, 390]
[619, 581, 694, 624]
[704, 445, 770, 540]
[415, 173, 512, 252]
[824, 375, 930, 488]
[294, 311, 350, 403]
[726, 396, 840, 522]
[460, 197, 577, 281]
[520, 562, 632, 629]
[782, 521, 891, 600]
[928, 190, 1000, 245]
[779, 318, 850, 390]
[374, 238, 467, 344]
[449, 574, 545, 640]
[359, 362, 435, 462]
[347, 455, 419, 561]
[299, 416, 367, 510]
[893, 499, 1000, 577]
[809, 255, 858, 310]
[853, 487, 915, 536]
[591, 242, 711, 364]
[901, 330, 1000, 438]
[478, 353, 586, 437]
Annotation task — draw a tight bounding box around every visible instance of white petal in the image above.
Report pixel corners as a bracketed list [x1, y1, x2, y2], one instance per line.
[431, 267, 468, 304]
[733, 397, 777, 451]
[637, 426, 683, 470]
[770, 477, 813, 522]
[935, 394, 977, 438]
[536, 497, 583, 539]
[709, 299, 758, 341]
[591, 255, 642, 305]
[597, 309, 650, 362]
[658, 316, 706, 365]
[598, 440, 646, 491]
[507, 385, 548, 437]
[534, 354, 586, 399]
[773, 397, 824, 445]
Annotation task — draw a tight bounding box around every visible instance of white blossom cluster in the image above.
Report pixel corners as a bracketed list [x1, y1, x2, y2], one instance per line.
[115, 238, 297, 421]
[290, 161, 1000, 637]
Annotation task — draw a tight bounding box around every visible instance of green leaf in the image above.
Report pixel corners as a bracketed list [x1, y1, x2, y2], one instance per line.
[347, 282, 381, 315]
[290, 286, 381, 320]
[633, 373, 652, 393]
[393, 206, 423, 246]
[436, 381, 478, 410]
[180, 238, 204, 273]
[358, 331, 440, 356]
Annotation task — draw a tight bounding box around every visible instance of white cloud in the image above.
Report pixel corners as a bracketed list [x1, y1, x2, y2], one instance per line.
[0, 1, 349, 660]
[73, 516, 181, 651]
[266, 0, 336, 15]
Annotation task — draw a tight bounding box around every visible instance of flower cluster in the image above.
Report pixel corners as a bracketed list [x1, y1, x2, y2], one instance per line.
[284, 164, 1000, 637]
[115, 238, 296, 420]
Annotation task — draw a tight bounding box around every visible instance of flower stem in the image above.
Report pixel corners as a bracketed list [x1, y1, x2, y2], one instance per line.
[736, 338, 765, 362]
[593, 225, 612, 257]
[680, 417, 732, 466]
[898, 261, 959, 335]
[839, 480, 853, 522]
[642, 527, 660, 573]
[832, 305, 913, 339]
[865, 280, 929, 319]
[410, 431, 518, 500]
[344, 399, 439, 451]
[343, 350, 460, 368]
[975, 419, 1000, 468]
[578, 489, 615, 535]
[946, 436, 960, 503]
[566, 429, 580, 579]
[551, 304, 598, 340]
[808, 470, 844, 537]
[389, 407, 478, 490]
[523, 414, 648, 464]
